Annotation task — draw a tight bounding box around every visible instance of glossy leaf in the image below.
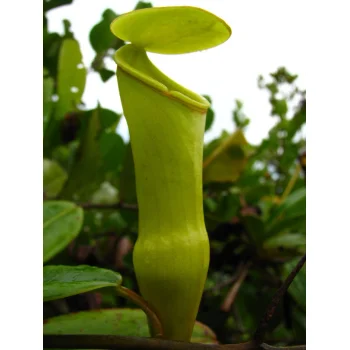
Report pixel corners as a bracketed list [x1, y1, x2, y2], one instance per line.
[56, 39, 86, 119]
[43, 265, 122, 302]
[110, 6, 231, 54]
[43, 308, 217, 344]
[203, 130, 248, 183]
[43, 159, 68, 198]
[43, 201, 83, 263]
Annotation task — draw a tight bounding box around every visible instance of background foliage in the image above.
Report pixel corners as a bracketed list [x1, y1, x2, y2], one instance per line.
[43, 0, 306, 347]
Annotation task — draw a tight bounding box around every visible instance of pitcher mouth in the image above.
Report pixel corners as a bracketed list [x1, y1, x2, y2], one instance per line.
[115, 44, 210, 113]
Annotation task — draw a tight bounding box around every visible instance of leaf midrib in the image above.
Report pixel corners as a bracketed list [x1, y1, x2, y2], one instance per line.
[43, 205, 76, 230]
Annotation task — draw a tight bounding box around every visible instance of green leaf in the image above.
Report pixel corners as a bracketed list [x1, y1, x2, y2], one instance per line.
[271, 187, 306, 218]
[270, 98, 288, 118]
[98, 107, 122, 131]
[43, 265, 122, 302]
[99, 132, 126, 172]
[263, 233, 306, 252]
[59, 107, 123, 200]
[60, 109, 103, 200]
[43, 30, 63, 79]
[43, 74, 54, 132]
[241, 214, 266, 247]
[44, 0, 74, 12]
[43, 308, 217, 343]
[204, 197, 218, 213]
[267, 188, 306, 232]
[267, 216, 306, 237]
[266, 83, 278, 94]
[288, 99, 306, 139]
[43, 159, 68, 198]
[282, 258, 306, 311]
[205, 107, 215, 131]
[43, 201, 84, 263]
[203, 95, 212, 104]
[203, 130, 248, 183]
[110, 6, 231, 54]
[243, 184, 274, 205]
[134, 1, 153, 10]
[56, 39, 86, 119]
[99, 68, 115, 82]
[43, 118, 63, 158]
[233, 99, 250, 129]
[215, 192, 240, 221]
[89, 9, 124, 54]
[279, 143, 299, 169]
[202, 95, 214, 131]
[270, 67, 298, 84]
[63, 19, 74, 39]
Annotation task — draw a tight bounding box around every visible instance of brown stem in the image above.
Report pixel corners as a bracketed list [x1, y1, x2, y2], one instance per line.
[116, 286, 163, 338]
[260, 344, 306, 350]
[80, 202, 138, 211]
[43, 335, 304, 350]
[254, 254, 306, 343]
[79, 202, 213, 223]
[221, 262, 251, 312]
[43, 335, 255, 349]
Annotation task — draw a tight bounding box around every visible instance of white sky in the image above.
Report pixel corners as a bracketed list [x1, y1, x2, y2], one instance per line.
[47, 0, 306, 145]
